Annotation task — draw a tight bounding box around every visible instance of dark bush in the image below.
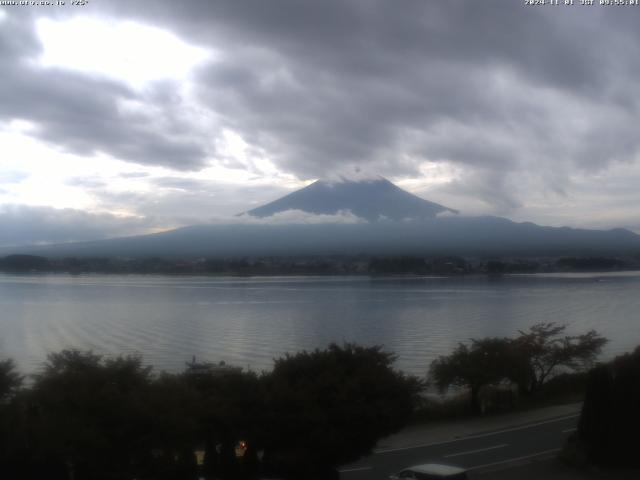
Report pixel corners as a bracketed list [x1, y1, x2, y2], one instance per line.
[578, 347, 640, 466]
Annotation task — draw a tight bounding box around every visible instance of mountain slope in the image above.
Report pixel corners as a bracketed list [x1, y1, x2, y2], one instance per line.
[3, 177, 640, 258]
[244, 177, 457, 221]
[5, 216, 640, 258]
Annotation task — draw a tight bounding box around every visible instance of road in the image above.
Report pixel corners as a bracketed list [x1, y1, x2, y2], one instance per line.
[339, 413, 579, 479]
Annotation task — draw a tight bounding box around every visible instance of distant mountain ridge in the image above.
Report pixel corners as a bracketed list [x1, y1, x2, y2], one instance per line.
[244, 177, 457, 222]
[2, 177, 640, 258]
[3, 216, 640, 259]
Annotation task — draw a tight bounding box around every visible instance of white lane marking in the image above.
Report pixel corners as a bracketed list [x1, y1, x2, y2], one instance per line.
[338, 466, 372, 473]
[375, 413, 579, 454]
[562, 427, 577, 433]
[444, 443, 509, 458]
[469, 448, 560, 470]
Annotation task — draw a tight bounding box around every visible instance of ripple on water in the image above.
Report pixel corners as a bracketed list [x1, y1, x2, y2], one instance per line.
[2, 272, 640, 375]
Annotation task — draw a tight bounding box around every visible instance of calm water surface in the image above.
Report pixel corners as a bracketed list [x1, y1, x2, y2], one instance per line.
[1, 272, 639, 376]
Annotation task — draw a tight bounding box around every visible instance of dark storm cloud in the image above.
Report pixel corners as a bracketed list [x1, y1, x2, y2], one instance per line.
[0, 11, 207, 170]
[0, 205, 159, 247]
[86, 0, 640, 188]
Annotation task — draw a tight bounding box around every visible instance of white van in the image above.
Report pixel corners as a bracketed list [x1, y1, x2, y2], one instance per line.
[389, 463, 468, 480]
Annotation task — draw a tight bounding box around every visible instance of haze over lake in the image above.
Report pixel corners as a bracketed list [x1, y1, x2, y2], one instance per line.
[1, 272, 638, 376]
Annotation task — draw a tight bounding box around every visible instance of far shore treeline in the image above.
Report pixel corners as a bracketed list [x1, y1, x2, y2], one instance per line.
[1, 322, 636, 479]
[1, 253, 639, 276]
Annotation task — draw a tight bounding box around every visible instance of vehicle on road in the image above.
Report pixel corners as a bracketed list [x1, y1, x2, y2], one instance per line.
[389, 463, 468, 480]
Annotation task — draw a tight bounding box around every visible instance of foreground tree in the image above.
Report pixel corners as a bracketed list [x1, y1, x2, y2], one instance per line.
[262, 343, 423, 479]
[429, 338, 515, 413]
[0, 359, 22, 401]
[0, 345, 424, 480]
[180, 360, 266, 479]
[25, 350, 155, 480]
[429, 323, 608, 412]
[578, 346, 640, 466]
[0, 358, 24, 476]
[513, 323, 608, 395]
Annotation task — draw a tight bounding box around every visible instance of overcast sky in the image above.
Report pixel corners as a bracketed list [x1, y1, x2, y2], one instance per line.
[2, 0, 640, 246]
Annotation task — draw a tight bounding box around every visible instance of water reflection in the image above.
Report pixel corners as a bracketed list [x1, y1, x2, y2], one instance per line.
[1, 272, 639, 376]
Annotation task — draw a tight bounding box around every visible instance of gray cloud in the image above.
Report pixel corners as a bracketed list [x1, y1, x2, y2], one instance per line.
[65, 177, 108, 189]
[0, 205, 159, 247]
[85, 177, 291, 226]
[3, 1, 640, 232]
[0, 203, 361, 248]
[86, 1, 640, 185]
[0, 11, 208, 170]
[118, 172, 151, 179]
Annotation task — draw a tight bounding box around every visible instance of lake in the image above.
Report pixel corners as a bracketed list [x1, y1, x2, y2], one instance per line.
[1, 272, 639, 376]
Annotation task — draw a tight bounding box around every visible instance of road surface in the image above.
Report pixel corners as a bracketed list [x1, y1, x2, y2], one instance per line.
[339, 413, 579, 479]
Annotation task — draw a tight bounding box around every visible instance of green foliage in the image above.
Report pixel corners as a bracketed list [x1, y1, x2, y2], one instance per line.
[429, 323, 608, 412]
[0, 254, 49, 271]
[369, 257, 428, 274]
[26, 350, 155, 479]
[181, 362, 266, 478]
[556, 257, 626, 271]
[262, 343, 424, 476]
[0, 359, 23, 401]
[533, 372, 587, 403]
[0, 359, 25, 477]
[429, 338, 516, 412]
[0, 344, 422, 479]
[513, 323, 608, 394]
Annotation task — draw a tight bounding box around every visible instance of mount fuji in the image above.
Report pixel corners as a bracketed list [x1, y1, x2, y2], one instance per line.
[243, 177, 457, 222]
[3, 177, 640, 258]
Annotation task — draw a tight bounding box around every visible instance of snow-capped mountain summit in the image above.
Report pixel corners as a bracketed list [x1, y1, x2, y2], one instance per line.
[244, 177, 457, 222]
